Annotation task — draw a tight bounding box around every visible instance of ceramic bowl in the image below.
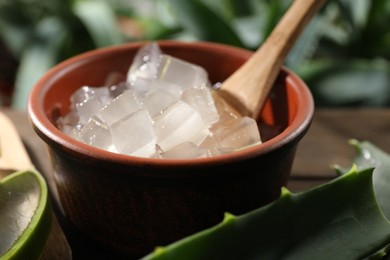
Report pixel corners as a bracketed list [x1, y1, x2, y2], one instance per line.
[28, 40, 314, 259]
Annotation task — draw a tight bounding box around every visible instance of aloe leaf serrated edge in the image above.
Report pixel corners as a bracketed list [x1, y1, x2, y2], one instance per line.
[141, 145, 390, 260]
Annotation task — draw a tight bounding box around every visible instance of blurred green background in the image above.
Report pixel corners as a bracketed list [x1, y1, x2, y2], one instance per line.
[0, 0, 389, 110]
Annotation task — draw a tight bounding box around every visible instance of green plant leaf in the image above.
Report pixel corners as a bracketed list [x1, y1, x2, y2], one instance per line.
[285, 15, 325, 68]
[73, 0, 124, 47]
[334, 0, 362, 40]
[261, 0, 291, 39]
[231, 15, 264, 50]
[167, 0, 244, 47]
[0, 4, 34, 58]
[0, 169, 51, 260]
[220, 0, 253, 18]
[11, 17, 68, 109]
[334, 139, 390, 220]
[333, 139, 390, 257]
[141, 166, 390, 260]
[296, 59, 390, 107]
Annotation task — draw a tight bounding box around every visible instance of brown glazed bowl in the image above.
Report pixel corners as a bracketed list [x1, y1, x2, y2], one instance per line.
[28, 40, 314, 259]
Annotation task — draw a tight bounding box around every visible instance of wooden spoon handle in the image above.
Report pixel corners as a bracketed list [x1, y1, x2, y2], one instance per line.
[220, 0, 326, 119]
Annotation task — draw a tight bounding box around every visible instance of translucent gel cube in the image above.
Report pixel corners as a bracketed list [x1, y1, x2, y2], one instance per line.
[62, 125, 82, 140]
[97, 90, 141, 126]
[70, 86, 112, 125]
[181, 84, 219, 127]
[130, 77, 153, 94]
[160, 142, 208, 159]
[157, 54, 209, 90]
[150, 79, 183, 99]
[56, 109, 79, 130]
[128, 44, 209, 94]
[131, 78, 183, 112]
[110, 109, 156, 158]
[70, 86, 97, 105]
[78, 116, 113, 150]
[127, 42, 162, 83]
[109, 82, 130, 99]
[211, 116, 262, 153]
[75, 95, 106, 125]
[153, 101, 210, 151]
[139, 89, 177, 117]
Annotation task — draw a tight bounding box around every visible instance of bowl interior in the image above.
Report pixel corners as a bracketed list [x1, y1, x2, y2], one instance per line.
[29, 40, 313, 164]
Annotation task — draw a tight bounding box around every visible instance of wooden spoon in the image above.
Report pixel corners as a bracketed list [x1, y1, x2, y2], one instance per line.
[218, 0, 326, 119]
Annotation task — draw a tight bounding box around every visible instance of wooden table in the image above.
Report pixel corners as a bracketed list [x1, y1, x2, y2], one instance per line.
[288, 108, 390, 191]
[2, 108, 390, 259]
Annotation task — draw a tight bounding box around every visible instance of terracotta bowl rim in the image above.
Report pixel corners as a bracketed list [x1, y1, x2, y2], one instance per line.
[27, 40, 314, 169]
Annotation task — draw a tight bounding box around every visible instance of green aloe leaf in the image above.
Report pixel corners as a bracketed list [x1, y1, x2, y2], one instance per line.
[141, 165, 390, 260]
[0, 5, 33, 58]
[334, 139, 390, 257]
[286, 15, 327, 69]
[11, 17, 68, 109]
[73, 0, 124, 48]
[334, 139, 390, 220]
[167, 0, 244, 47]
[296, 59, 390, 107]
[0, 169, 51, 260]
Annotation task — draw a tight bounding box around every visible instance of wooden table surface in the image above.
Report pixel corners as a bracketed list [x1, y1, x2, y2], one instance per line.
[1, 108, 390, 259]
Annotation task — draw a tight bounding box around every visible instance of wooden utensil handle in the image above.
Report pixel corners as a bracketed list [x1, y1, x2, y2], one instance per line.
[220, 0, 326, 119]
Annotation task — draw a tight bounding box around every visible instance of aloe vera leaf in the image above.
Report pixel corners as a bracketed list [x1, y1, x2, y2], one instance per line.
[0, 6, 32, 58]
[334, 139, 390, 258]
[334, 139, 390, 219]
[11, 17, 67, 109]
[297, 59, 390, 107]
[0, 169, 51, 260]
[285, 15, 325, 68]
[73, 0, 124, 47]
[141, 166, 390, 260]
[167, 0, 244, 47]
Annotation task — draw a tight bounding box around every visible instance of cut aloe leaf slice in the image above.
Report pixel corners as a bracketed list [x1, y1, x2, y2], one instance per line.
[0, 169, 51, 260]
